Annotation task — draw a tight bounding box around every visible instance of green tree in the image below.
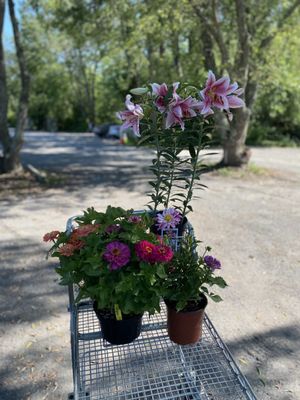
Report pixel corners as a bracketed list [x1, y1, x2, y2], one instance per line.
[190, 0, 300, 165]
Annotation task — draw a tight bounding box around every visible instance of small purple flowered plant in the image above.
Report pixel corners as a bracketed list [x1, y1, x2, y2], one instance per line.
[156, 208, 181, 231]
[204, 255, 221, 272]
[128, 215, 142, 224]
[106, 224, 121, 234]
[103, 241, 130, 270]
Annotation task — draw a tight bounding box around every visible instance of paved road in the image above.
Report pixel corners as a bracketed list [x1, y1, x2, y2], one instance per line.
[0, 132, 299, 400]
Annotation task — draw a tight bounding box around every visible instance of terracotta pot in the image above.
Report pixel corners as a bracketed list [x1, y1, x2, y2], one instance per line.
[166, 295, 208, 345]
[93, 302, 143, 345]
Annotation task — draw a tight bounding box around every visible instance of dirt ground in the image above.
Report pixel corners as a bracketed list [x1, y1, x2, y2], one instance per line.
[0, 132, 299, 400]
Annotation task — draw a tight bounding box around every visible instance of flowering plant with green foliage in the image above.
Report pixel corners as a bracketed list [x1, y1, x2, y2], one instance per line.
[44, 206, 174, 319]
[117, 71, 244, 219]
[162, 236, 228, 311]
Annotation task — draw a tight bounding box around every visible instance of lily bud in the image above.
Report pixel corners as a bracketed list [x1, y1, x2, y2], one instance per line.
[130, 87, 149, 95]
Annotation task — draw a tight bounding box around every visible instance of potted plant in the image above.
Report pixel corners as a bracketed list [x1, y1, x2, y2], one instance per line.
[44, 206, 173, 345]
[161, 236, 227, 345]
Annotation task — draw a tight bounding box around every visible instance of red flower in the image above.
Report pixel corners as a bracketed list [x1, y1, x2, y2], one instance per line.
[43, 230, 60, 242]
[135, 241, 173, 264]
[153, 244, 173, 263]
[135, 241, 156, 263]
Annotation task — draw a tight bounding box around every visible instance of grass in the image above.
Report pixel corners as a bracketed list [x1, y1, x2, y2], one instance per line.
[259, 138, 299, 148]
[212, 163, 270, 179]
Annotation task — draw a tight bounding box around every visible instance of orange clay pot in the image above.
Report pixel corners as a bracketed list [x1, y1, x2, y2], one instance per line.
[166, 295, 208, 345]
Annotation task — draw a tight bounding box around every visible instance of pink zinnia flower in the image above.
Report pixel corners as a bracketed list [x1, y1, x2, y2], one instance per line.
[199, 71, 245, 117]
[151, 82, 180, 113]
[76, 224, 98, 237]
[58, 243, 76, 257]
[68, 231, 85, 250]
[156, 208, 181, 231]
[103, 241, 130, 270]
[43, 230, 60, 242]
[135, 240, 156, 263]
[117, 95, 144, 137]
[153, 244, 173, 263]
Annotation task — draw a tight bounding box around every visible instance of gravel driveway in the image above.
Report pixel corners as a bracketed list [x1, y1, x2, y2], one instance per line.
[0, 132, 299, 400]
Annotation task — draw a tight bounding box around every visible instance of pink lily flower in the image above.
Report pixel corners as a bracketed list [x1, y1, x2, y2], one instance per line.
[199, 71, 245, 117]
[166, 96, 202, 130]
[166, 99, 184, 130]
[178, 96, 203, 118]
[117, 95, 144, 137]
[151, 82, 180, 113]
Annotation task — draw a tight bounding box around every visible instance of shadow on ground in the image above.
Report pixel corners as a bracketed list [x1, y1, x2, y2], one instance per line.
[226, 324, 300, 399]
[21, 134, 153, 193]
[0, 236, 71, 400]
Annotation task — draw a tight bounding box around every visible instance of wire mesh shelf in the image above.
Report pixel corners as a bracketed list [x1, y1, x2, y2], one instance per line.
[66, 213, 257, 400]
[71, 302, 257, 400]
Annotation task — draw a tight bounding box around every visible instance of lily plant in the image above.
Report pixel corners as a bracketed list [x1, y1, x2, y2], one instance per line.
[117, 71, 245, 221]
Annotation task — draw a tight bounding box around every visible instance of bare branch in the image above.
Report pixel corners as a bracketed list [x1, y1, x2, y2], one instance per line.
[201, 25, 217, 72]
[234, 0, 249, 82]
[189, 0, 230, 70]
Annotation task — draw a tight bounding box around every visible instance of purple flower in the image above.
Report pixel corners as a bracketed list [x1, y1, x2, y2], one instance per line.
[103, 241, 130, 270]
[128, 215, 142, 224]
[204, 255, 221, 272]
[156, 208, 181, 231]
[106, 224, 121, 234]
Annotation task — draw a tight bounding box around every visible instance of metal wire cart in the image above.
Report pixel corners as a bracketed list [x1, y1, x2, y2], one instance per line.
[66, 216, 257, 400]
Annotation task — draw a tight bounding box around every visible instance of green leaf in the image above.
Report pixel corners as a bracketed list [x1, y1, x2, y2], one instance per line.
[157, 264, 167, 279]
[189, 144, 196, 159]
[212, 276, 228, 288]
[209, 294, 223, 303]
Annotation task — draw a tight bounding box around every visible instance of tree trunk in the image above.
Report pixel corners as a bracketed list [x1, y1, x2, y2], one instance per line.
[0, 0, 14, 173]
[221, 107, 251, 166]
[221, 74, 257, 167]
[172, 32, 183, 78]
[0, 0, 30, 173]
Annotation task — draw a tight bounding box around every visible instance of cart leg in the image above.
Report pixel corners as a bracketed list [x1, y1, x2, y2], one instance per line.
[68, 391, 90, 399]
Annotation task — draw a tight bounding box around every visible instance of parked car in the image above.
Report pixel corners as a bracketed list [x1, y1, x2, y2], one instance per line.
[106, 125, 121, 139]
[93, 124, 111, 137]
[93, 124, 121, 139]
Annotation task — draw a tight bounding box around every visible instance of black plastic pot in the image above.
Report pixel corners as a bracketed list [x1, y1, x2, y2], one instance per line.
[93, 303, 143, 345]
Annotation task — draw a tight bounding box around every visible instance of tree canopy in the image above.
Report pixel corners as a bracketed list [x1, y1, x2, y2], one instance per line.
[2, 0, 300, 171]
